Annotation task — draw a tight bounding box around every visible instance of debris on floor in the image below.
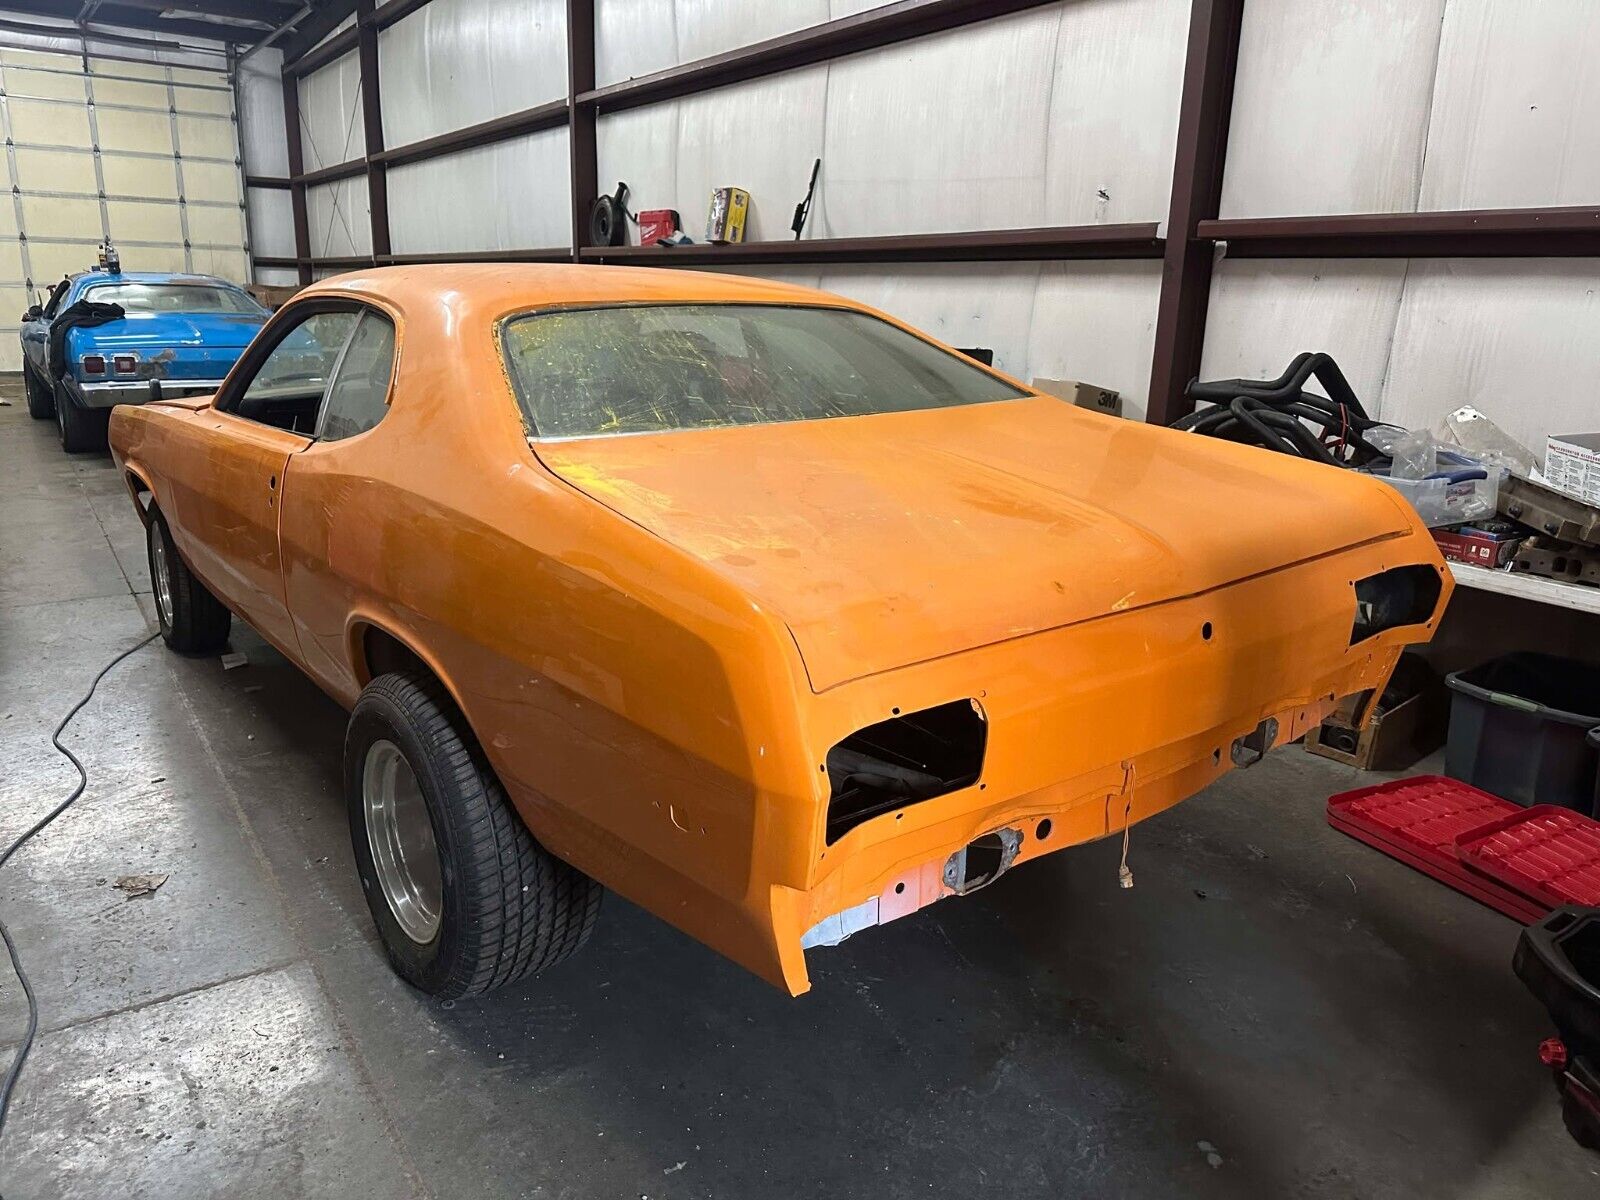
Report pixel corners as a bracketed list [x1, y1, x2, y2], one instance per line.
[220, 651, 249, 670]
[113, 873, 169, 899]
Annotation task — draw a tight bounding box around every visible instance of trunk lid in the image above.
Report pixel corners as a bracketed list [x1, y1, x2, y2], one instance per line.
[537, 397, 1415, 691]
[88, 311, 265, 349]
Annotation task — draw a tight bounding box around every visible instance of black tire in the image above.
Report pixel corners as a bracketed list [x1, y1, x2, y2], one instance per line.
[146, 509, 232, 654]
[345, 673, 602, 998]
[24, 367, 54, 419]
[1562, 1087, 1600, 1152]
[55, 379, 108, 453]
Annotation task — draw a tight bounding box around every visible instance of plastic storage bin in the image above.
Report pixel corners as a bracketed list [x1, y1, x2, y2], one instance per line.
[1367, 457, 1503, 528]
[1445, 652, 1600, 816]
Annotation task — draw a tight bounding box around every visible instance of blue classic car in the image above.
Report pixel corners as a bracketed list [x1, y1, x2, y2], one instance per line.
[21, 251, 269, 452]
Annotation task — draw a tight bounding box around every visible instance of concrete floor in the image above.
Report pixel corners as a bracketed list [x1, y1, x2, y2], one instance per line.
[0, 375, 1594, 1199]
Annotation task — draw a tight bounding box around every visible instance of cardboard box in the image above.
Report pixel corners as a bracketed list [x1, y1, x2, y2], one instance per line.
[1432, 523, 1523, 569]
[638, 208, 680, 247]
[245, 283, 299, 311]
[1031, 378, 1122, 417]
[1305, 681, 1447, 771]
[1547, 431, 1600, 506]
[705, 188, 749, 244]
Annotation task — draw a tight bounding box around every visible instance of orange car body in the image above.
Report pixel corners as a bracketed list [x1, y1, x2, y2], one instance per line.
[110, 265, 1450, 995]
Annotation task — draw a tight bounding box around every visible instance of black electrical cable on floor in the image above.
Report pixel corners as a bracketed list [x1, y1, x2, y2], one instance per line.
[0, 632, 157, 1140]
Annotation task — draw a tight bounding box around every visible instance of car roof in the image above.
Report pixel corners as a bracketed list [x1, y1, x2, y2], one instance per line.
[73, 271, 245, 289]
[299, 263, 859, 320]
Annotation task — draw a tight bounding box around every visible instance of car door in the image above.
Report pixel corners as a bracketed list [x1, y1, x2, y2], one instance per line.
[277, 308, 399, 698]
[21, 277, 71, 379]
[164, 304, 363, 659]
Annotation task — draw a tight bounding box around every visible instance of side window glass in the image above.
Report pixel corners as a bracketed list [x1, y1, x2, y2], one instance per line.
[234, 311, 359, 434]
[317, 312, 396, 442]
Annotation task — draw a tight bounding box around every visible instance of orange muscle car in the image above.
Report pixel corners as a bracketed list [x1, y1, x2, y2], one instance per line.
[110, 265, 1450, 998]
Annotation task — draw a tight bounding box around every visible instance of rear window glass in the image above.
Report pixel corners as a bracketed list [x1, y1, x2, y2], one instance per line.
[84, 283, 264, 315]
[500, 303, 1026, 439]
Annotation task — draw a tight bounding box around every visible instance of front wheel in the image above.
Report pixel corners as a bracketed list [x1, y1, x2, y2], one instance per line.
[345, 673, 602, 998]
[24, 368, 54, 419]
[147, 509, 232, 654]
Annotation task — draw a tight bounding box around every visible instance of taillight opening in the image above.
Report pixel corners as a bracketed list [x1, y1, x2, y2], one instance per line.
[112, 354, 138, 375]
[81, 354, 106, 375]
[1352, 565, 1442, 644]
[824, 699, 987, 844]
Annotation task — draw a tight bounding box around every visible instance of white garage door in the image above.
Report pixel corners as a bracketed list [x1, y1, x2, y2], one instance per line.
[0, 46, 250, 371]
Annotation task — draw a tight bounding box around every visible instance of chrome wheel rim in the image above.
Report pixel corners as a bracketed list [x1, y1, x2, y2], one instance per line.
[150, 526, 174, 628]
[362, 740, 443, 944]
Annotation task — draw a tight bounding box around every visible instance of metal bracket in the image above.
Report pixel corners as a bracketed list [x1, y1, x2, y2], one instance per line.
[1230, 717, 1279, 768]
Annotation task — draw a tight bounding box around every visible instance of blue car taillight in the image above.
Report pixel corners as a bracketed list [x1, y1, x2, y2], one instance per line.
[112, 354, 137, 375]
[81, 354, 105, 375]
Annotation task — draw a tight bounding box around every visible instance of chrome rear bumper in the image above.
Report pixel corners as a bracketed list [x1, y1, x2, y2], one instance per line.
[74, 379, 225, 408]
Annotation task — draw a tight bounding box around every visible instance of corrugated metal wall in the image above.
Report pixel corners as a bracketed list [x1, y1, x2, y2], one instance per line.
[274, 0, 1599, 446]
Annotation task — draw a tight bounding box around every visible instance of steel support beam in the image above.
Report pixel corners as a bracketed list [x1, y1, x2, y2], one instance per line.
[1199, 207, 1600, 259]
[281, 71, 313, 284]
[566, 0, 596, 261]
[356, 0, 389, 257]
[376, 100, 568, 169]
[1145, 0, 1244, 426]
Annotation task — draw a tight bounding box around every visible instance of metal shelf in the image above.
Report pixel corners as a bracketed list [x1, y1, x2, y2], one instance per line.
[1447, 561, 1600, 617]
[1199, 207, 1600, 259]
[580, 224, 1164, 267]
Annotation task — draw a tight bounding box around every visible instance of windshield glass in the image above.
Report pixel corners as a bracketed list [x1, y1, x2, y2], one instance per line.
[500, 303, 1027, 438]
[84, 282, 265, 316]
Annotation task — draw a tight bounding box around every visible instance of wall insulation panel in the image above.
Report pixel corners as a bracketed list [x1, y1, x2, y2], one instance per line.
[595, 0, 1187, 241]
[819, 10, 1059, 237]
[247, 189, 297, 261]
[1420, 0, 1600, 211]
[1220, 0, 1445, 218]
[1201, 255, 1600, 452]
[379, 0, 566, 148]
[596, 0, 829, 87]
[719, 259, 1163, 406]
[1382, 259, 1600, 453]
[307, 177, 372, 258]
[388, 129, 572, 253]
[1028, 261, 1163, 419]
[297, 51, 365, 171]
[1041, 0, 1185, 228]
[238, 48, 289, 177]
[1199, 259, 1409, 407]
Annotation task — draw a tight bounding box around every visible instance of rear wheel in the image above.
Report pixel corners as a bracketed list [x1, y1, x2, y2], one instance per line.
[147, 509, 232, 654]
[55, 380, 108, 453]
[345, 673, 602, 998]
[23, 368, 54, 419]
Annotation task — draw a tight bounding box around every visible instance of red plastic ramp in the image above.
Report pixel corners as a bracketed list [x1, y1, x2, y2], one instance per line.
[1456, 806, 1600, 910]
[1326, 775, 1545, 923]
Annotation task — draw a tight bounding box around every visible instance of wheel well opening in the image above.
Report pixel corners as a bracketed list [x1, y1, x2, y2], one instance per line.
[125, 472, 153, 523]
[359, 626, 437, 691]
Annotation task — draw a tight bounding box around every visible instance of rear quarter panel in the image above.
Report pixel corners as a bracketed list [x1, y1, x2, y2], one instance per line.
[275, 319, 825, 988]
